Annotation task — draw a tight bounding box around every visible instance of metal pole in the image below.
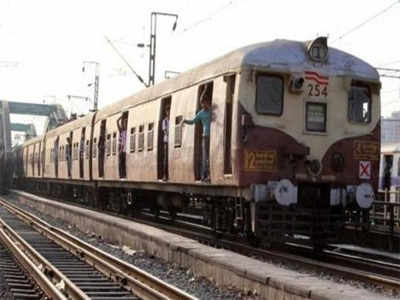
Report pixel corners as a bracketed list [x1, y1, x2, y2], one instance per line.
[149, 13, 157, 86]
[93, 63, 99, 112]
[148, 12, 178, 86]
[82, 61, 100, 111]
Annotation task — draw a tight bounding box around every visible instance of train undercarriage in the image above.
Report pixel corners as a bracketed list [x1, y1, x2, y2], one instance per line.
[14, 178, 369, 250]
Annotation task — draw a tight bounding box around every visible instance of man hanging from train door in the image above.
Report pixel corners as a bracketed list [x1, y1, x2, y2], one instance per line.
[117, 113, 127, 178]
[162, 105, 170, 181]
[181, 91, 211, 183]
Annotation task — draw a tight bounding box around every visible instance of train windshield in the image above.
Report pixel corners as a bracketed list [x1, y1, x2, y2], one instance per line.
[256, 75, 283, 115]
[348, 85, 371, 123]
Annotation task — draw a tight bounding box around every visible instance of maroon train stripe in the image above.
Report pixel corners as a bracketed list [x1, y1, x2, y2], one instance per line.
[305, 71, 329, 85]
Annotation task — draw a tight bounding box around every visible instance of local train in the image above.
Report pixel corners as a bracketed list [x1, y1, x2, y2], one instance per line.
[12, 37, 381, 247]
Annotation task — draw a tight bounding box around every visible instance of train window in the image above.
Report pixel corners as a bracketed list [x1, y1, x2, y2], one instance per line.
[397, 158, 400, 177]
[130, 128, 136, 153]
[174, 116, 183, 148]
[93, 138, 97, 158]
[306, 102, 326, 132]
[112, 132, 117, 155]
[138, 125, 144, 152]
[147, 123, 154, 151]
[256, 75, 283, 115]
[106, 134, 111, 156]
[348, 85, 371, 123]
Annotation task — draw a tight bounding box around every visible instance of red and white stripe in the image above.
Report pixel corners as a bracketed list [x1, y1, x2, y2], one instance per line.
[305, 71, 329, 85]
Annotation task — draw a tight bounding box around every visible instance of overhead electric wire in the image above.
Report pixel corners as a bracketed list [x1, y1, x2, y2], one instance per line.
[331, 0, 400, 43]
[181, 0, 237, 32]
[104, 35, 148, 88]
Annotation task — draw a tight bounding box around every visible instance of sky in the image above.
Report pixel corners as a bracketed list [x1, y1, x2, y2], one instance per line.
[1, 0, 400, 133]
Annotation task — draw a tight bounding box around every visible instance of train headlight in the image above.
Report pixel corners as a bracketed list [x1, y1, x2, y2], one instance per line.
[356, 183, 374, 209]
[306, 37, 328, 63]
[331, 152, 344, 173]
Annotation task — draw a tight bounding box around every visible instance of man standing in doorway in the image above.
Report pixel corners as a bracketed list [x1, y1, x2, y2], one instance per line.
[117, 114, 127, 178]
[182, 96, 211, 183]
[162, 106, 170, 181]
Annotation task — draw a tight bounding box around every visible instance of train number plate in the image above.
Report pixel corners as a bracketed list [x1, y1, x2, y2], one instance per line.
[353, 141, 379, 161]
[244, 150, 277, 172]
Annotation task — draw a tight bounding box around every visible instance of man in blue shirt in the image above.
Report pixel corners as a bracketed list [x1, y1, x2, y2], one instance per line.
[182, 97, 211, 183]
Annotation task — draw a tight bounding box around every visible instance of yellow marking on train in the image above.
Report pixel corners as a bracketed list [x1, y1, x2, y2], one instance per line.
[353, 141, 379, 161]
[244, 150, 277, 172]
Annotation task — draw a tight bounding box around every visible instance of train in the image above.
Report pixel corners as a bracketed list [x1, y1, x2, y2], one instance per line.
[11, 37, 381, 248]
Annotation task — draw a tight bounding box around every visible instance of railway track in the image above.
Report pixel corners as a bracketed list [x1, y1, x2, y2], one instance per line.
[0, 196, 197, 300]
[6, 190, 400, 295]
[0, 242, 48, 299]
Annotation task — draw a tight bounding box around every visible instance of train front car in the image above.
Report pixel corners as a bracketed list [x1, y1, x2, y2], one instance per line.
[239, 37, 380, 247]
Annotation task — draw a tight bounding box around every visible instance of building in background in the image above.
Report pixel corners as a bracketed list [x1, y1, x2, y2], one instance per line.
[382, 111, 400, 145]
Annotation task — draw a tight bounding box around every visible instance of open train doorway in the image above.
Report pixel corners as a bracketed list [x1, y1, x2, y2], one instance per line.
[194, 82, 213, 181]
[54, 137, 59, 178]
[158, 97, 171, 180]
[118, 112, 128, 178]
[67, 132, 73, 177]
[224, 74, 235, 175]
[37, 142, 41, 176]
[99, 120, 106, 177]
[79, 127, 86, 178]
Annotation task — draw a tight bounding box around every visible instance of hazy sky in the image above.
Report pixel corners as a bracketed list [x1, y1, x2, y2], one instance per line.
[0, 0, 399, 121]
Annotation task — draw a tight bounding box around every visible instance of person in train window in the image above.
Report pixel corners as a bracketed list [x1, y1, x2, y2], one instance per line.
[162, 105, 170, 181]
[117, 114, 127, 178]
[182, 97, 211, 183]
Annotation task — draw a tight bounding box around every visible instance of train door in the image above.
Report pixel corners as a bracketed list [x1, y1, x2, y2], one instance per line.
[118, 112, 128, 178]
[80, 127, 86, 178]
[99, 120, 106, 177]
[158, 97, 171, 180]
[382, 154, 393, 190]
[41, 138, 46, 176]
[223, 74, 235, 175]
[67, 132, 73, 177]
[25, 147, 29, 176]
[194, 82, 213, 180]
[54, 137, 59, 178]
[38, 142, 41, 176]
[32, 144, 35, 177]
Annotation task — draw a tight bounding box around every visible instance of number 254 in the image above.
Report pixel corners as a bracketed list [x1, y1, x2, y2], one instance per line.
[307, 84, 328, 97]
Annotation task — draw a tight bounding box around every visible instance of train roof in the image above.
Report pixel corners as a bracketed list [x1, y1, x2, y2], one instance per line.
[45, 113, 95, 138]
[22, 135, 43, 146]
[95, 38, 380, 121]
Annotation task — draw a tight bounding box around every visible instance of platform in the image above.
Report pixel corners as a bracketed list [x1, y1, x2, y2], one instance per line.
[9, 190, 392, 300]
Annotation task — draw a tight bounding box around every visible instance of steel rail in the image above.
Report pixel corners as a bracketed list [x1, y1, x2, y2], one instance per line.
[0, 224, 68, 300]
[0, 207, 89, 300]
[0, 196, 198, 300]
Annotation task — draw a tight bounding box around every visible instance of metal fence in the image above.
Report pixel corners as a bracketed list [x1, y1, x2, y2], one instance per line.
[371, 189, 400, 235]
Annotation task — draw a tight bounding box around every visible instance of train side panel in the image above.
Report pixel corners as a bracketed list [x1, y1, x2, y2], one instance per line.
[126, 101, 159, 182]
